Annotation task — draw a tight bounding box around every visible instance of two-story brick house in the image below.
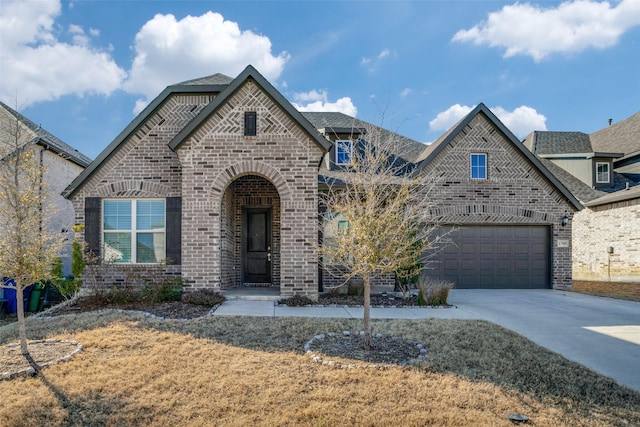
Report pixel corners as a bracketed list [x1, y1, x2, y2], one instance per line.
[63, 65, 580, 298]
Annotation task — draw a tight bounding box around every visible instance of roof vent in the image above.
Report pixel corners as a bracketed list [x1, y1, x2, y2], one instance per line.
[608, 118, 613, 126]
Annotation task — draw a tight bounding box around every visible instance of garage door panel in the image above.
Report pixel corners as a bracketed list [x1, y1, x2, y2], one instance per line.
[424, 225, 549, 289]
[480, 243, 494, 253]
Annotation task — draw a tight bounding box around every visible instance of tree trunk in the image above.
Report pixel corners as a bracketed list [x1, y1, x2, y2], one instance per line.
[16, 285, 39, 372]
[363, 273, 372, 349]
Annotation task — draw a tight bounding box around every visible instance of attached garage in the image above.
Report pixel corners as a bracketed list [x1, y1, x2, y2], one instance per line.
[425, 225, 550, 289]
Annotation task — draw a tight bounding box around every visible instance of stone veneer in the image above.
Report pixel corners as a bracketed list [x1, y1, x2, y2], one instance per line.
[573, 197, 640, 283]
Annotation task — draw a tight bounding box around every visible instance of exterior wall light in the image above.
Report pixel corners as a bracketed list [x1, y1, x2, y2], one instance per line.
[561, 214, 569, 227]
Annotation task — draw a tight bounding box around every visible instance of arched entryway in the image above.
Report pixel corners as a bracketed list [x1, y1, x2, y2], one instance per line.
[220, 175, 281, 290]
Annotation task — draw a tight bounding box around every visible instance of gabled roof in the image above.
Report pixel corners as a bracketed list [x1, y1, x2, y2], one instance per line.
[63, 73, 239, 198]
[416, 103, 582, 210]
[169, 65, 331, 152]
[0, 101, 91, 167]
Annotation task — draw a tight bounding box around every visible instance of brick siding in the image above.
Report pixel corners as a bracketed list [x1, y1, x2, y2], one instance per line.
[422, 114, 575, 289]
[175, 79, 324, 297]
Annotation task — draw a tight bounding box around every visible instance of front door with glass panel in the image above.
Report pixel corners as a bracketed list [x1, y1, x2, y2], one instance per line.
[242, 208, 272, 284]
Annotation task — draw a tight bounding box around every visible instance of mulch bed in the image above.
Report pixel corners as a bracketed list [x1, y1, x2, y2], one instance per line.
[44, 297, 215, 320]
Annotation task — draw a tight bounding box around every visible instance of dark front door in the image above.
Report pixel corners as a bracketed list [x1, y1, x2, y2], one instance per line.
[242, 208, 272, 284]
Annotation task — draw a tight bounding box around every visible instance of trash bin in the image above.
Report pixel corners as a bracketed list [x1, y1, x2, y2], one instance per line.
[28, 282, 46, 312]
[3, 279, 33, 314]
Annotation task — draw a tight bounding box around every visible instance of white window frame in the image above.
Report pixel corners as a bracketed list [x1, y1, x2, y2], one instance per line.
[335, 140, 352, 165]
[470, 153, 487, 180]
[595, 162, 610, 183]
[102, 199, 166, 264]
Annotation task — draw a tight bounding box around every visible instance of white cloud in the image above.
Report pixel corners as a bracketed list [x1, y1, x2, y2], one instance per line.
[429, 104, 474, 132]
[491, 105, 547, 137]
[378, 48, 391, 59]
[400, 88, 412, 97]
[125, 12, 290, 111]
[293, 89, 328, 103]
[452, 0, 640, 61]
[429, 104, 547, 137]
[361, 48, 395, 67]
[292, 89, 357, 116]
[0, 0, 126, 106]
[0, 4, 289, 113]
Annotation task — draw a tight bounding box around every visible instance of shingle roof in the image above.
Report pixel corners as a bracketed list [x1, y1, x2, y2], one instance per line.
[584, 183, 640, 206]
[526, 131, 593, 155]
[590, 111, 640, 156]
[0, 101, 92, 167]
[175, 73, 234, 86]
[302, 112, 427, 163]
[537, 159, 606, 203]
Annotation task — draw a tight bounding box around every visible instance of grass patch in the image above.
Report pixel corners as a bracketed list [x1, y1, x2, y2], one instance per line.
[1, 313, 638, 426]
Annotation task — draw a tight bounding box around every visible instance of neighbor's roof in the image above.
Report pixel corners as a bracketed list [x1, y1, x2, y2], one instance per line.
[523, 111, 640, 159]
[0, 101, 92, 167]
[524, 131, 593, 155]
[590, 111, 640, 156]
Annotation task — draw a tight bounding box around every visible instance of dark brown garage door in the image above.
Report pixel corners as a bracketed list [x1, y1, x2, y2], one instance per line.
[424, 225, 550, 289]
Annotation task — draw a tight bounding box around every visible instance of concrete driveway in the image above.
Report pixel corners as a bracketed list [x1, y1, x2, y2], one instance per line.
[448, 289, 640, 392]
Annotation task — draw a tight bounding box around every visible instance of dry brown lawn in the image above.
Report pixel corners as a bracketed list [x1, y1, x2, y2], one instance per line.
[1, 312, 639, 426]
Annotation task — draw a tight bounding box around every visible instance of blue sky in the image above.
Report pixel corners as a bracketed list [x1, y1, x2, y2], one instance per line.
[1, 0, 639, 159]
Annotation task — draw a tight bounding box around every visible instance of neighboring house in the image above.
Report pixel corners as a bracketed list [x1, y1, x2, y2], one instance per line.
[63, 65, 580, 298]
[523, 111, 640, 299]
[0, 101, 92, 273]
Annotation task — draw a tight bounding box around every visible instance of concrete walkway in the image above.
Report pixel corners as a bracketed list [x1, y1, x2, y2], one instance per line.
[214, 289, 640, 392]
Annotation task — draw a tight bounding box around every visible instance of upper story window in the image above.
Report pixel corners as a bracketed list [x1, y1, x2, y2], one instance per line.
[336, 140, 352, 165]
[244, 111, 257, 136]
[596, 162, 610, 183]
[103, 199, 165, 263]
[470, 153, 487, 180]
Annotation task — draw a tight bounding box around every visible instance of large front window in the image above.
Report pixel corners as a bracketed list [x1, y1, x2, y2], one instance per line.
[103, 199, 165, 263]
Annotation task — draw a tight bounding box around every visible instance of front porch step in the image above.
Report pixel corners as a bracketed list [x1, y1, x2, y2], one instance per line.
[222, 287, 281, 301]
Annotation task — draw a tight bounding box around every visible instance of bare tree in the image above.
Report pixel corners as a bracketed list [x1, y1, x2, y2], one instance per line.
[319, 121, 444, 348]
[0, 103, 65, 370]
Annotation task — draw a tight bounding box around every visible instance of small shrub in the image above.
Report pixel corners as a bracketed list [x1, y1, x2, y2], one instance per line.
[278, 295, 314, 307]
[347, 282, 363, 296]
[93, 283, 137, 305]
[142, 278, 183, 303]
[50, 257, 80, 298]
[182, 289, 226, 307]
[416, 277, 454, 306]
